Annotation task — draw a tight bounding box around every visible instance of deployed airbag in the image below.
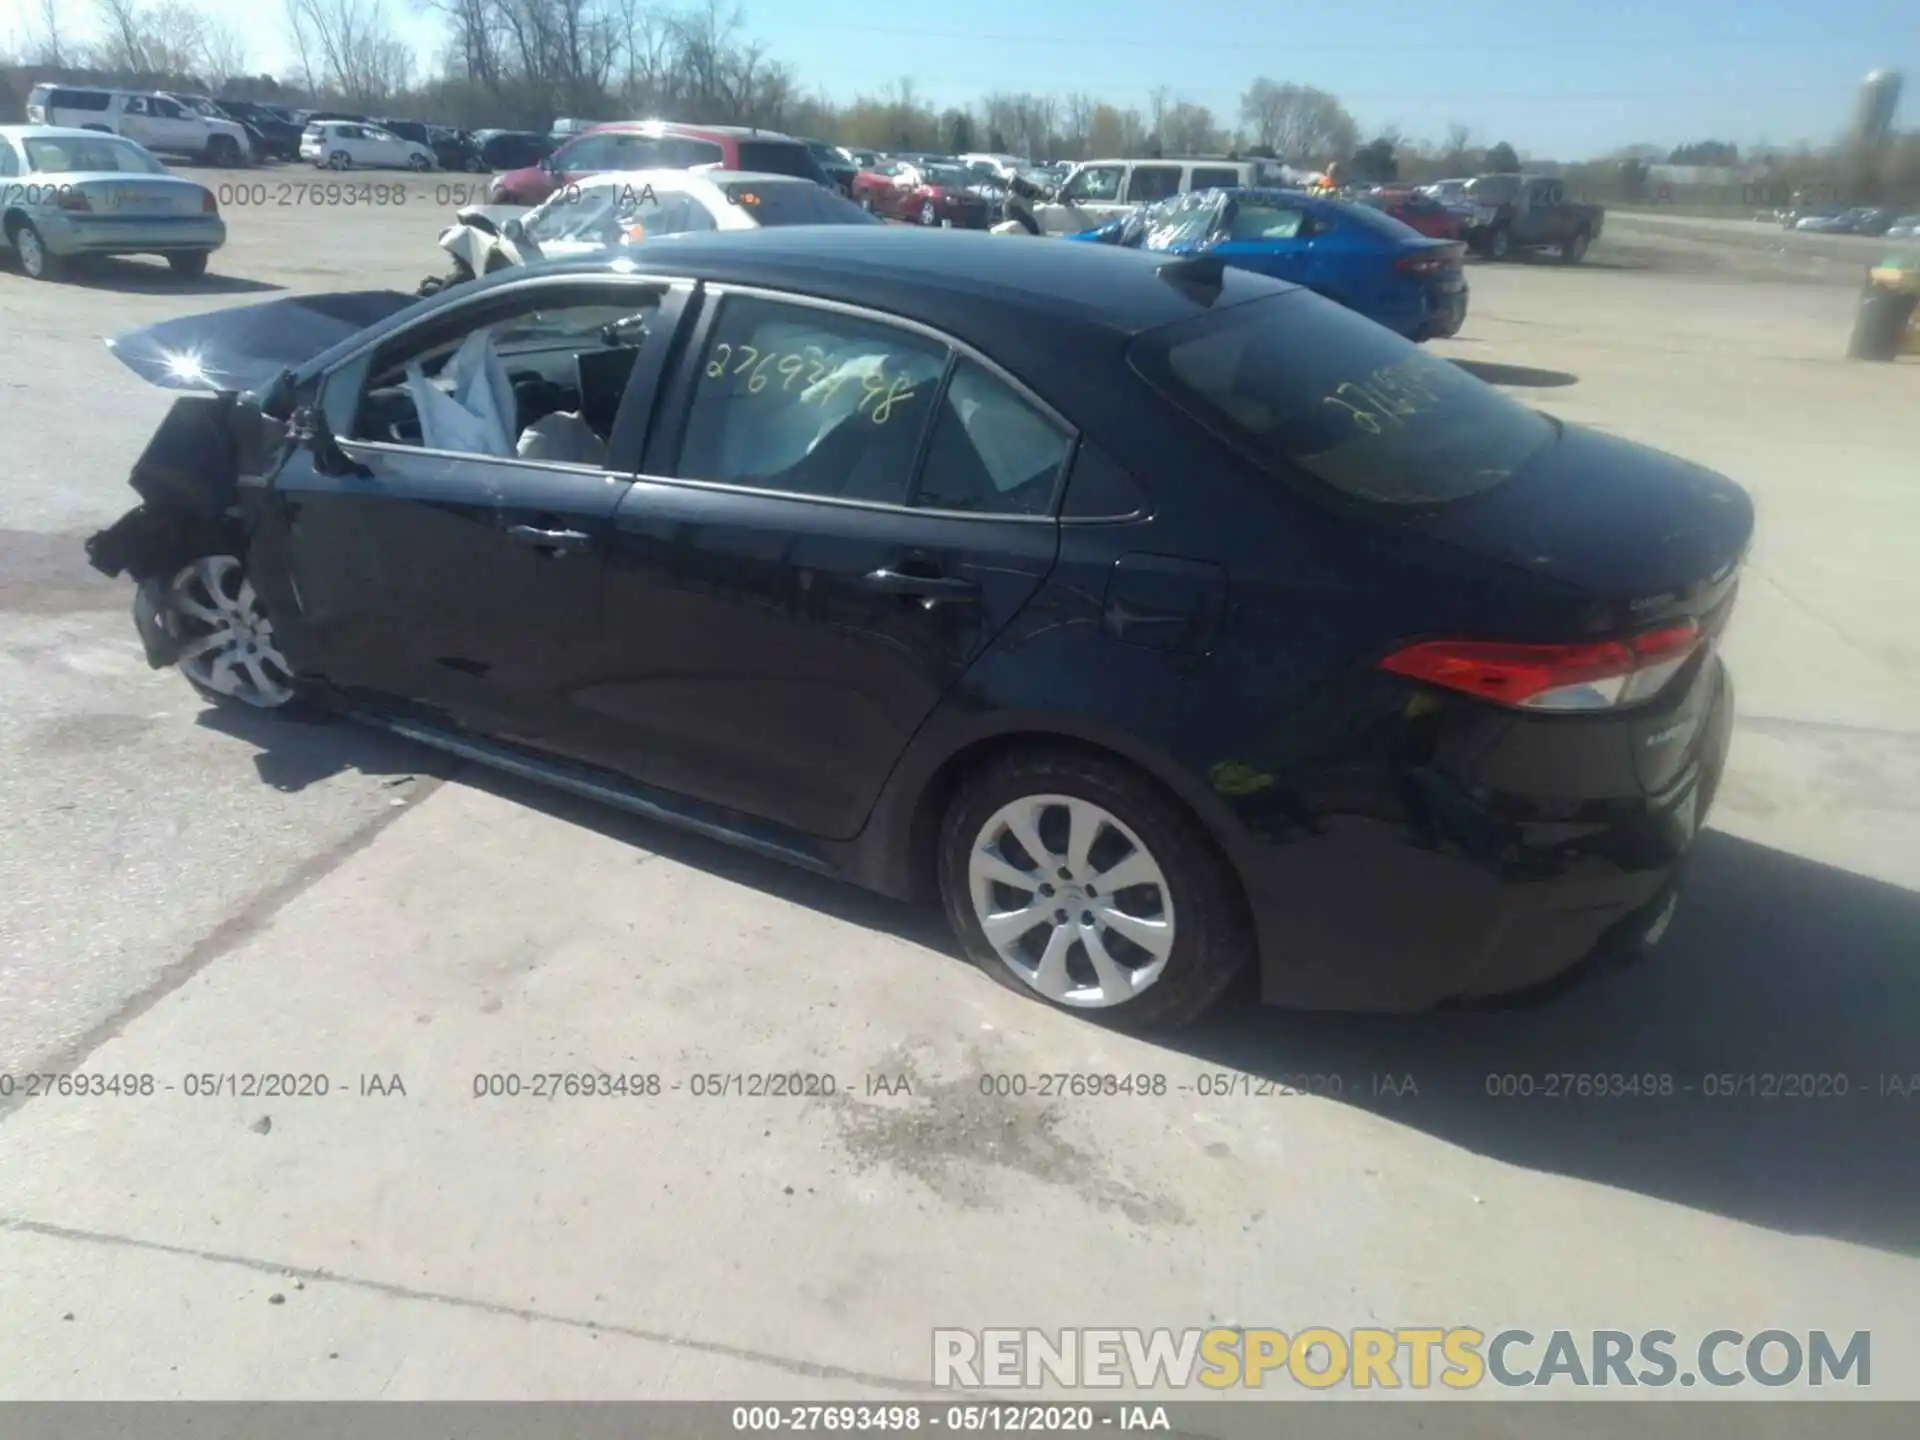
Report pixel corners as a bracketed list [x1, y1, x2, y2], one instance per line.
[406, 326, 516, 457]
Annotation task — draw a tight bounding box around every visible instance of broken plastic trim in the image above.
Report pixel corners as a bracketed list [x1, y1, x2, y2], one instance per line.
[1157, 254, 1228, 303]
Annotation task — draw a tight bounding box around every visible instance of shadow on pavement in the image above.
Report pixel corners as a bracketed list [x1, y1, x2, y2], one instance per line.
[1451, 359, 1580, 387]
[53, 257, 282, 295]
[1178, 830, 1920, 1257]
[195, 702, 452, 793]
[201, 709, 1920, 1254]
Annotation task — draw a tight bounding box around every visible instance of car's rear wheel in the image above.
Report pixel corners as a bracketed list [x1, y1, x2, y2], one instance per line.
[168, 250, 210, 279]
[8, 217, 62, 280]
[919, 200, 938, 226]
[408, 153, 432, 171]
[938, 748, 1251, 1031]
[327, 150, 351, 170]
[167, 556, 298, 710]
[1848, 287, 1917, 361]
[1561, 227, 1590, 263]
[1485, 225, 1511, 260]
[464, 154, 486, 172]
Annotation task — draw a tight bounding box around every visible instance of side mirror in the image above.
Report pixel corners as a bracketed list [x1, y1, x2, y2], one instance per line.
[288, 405, 369, 479]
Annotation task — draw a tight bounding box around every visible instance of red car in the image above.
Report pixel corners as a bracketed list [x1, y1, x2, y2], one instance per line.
[850, 160, 991, 228]
[490, 121, 830, 205]
[1363, 187, 1465, 240]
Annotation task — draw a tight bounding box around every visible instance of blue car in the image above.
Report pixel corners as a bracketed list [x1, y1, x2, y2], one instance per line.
[1067, 186, 1468, 342]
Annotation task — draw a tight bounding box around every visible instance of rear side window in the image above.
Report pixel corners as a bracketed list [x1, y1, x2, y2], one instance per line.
[48, 87, 112, 110]
[1127, 165, 1181, 203]
[658, 136, 725, 166]
[735, 141, 826, 184]
[1128, 293, 1552, 506]
[1190, 166, 1241, 190]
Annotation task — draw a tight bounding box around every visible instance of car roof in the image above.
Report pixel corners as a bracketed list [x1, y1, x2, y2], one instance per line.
[490, 226, 1290, 345]
[582, 120, 806, 143]
[559, 167, 827, 192]
[0, 123, 148, 141]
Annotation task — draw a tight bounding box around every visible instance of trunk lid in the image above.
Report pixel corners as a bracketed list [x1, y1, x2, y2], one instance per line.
[72, 174, 209, 217]
[1413, 420, 1753, 614]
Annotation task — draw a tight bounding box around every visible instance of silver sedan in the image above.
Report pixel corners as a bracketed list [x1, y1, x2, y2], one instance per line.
[0, 124, 226, 281]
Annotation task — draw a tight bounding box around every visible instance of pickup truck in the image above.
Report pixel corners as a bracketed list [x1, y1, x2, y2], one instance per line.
[1461, 174, 1605, 262]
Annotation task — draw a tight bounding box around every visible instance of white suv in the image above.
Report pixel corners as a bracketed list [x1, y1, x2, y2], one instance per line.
[300, 120, 436, 171]
[24, 84, 253, 166]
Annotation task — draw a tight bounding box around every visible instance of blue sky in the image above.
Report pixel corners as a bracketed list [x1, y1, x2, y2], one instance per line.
[3, 0, 1913, 159]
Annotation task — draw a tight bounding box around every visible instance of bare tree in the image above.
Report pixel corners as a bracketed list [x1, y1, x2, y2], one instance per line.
[1438, 122, 1476, 173]
[26, 0, 75, 65]
[285, 0, 410, 103]
[1159, 100, 1217, 155]
[1145, 84, 1168, 148]
[1238, 78, 1357, 164]
[200, 18, 251, 89]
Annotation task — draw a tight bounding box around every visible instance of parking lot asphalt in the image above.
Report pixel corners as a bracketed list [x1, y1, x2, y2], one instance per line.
[0, 174, 1916, 1403]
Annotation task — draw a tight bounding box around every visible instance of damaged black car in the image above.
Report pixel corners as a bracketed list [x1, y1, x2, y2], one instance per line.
[88, 227, 1748, 1030]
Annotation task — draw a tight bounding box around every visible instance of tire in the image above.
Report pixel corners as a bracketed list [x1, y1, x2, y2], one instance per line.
[8, 217, 62, 280]
[464, 154, 486, 173]
[206, 134, 242, 167]
[937, 747, 1253, 1031]
[1485, 225, 1511, 261]
[164, 556, 301, 711]
[167, 250, 210, 279]
[1561, 227, 1590, 263]
[327, 150, 351, 171]
[919, 200, 938, 226]
[1847, 288, 1917, 362]
[408, 152, 432, 171]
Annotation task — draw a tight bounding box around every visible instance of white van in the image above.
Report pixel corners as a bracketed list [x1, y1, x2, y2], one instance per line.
[1032, 156, 1296, 235]
[23, 85, 254, 166]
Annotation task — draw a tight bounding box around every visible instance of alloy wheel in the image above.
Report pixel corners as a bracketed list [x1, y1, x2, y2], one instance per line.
[966, 793, 1175, 1008]
[15, 223, 48, 278]
[328, 151, 350, 170]
[920, 201, 937, 226]
[168, 557, 295, 708]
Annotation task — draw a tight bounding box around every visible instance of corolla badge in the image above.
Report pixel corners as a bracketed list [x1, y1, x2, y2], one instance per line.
[1644, 717, 1695, 748]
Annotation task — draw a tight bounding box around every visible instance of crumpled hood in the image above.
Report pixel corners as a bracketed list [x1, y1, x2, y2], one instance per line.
[106, 290, 419, 395]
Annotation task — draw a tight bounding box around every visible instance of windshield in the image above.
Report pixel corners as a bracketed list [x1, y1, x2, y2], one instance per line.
[725, 181, 880, 226]
[24, 136, 169, 174]
[1129, 292, 1553, 506]
[525, 181, 673, 245]
[921, 165, 973, 189]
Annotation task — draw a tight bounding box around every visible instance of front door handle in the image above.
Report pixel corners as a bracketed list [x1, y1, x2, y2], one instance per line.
[507, 523, 592, 554]
[864, 567, 980, 602]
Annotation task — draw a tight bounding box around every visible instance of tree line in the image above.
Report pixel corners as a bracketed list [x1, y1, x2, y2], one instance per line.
[3, 0, 1915, 203]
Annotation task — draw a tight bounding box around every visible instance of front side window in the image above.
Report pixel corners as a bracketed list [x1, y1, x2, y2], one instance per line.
[152, 97, 183, 118]
[1191, 166, 1242, 190]
[658, 136, 725, 167]
[735, 141, 825, 182]
[913, 360, 1071, 516]
[1226, 200, 1307, 241]
[1065, 165, 1124, 203]
[338, 289, 662, 465]
[1129, 292, 1553, 506]
[674, 295, 948, 504]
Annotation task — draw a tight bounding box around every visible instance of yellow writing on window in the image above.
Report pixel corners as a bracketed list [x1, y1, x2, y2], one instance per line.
[1320, 358, 1448, 435]
[702, 342, 920, 425]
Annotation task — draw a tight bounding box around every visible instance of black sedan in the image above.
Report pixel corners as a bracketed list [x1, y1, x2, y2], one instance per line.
[85, 229, 1750, 1029]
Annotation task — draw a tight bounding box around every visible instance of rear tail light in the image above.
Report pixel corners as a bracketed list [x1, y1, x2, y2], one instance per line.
[1380, 622, 1702, 711]
[201, 188, 218, 214]
[1397, 245, 1464, 274]
[56, 189, 91, 212]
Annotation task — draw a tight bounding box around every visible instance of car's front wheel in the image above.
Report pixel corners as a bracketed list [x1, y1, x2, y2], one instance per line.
[166, 556, 299, 709]
[1561, 227, 1590, 263]
[938, 748, 1251, 1030]
[408, 152, 432, 171]
[168, 250, 210, 279]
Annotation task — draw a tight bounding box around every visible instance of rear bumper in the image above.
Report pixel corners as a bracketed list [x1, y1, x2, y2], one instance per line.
[38, 213, 225, 256]
[1246, 657, 1734, 1012]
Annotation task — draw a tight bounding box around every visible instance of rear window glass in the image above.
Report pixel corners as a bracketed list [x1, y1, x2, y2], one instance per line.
[24, 136, 168, 174]
[736, 141, 826, 183]
[1128, 293, 1552, 506]
[724, 181, 880, 226]
[1331, 201, 1423, 239]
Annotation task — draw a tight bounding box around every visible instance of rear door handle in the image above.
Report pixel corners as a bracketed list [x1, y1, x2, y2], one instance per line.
[506, 524, 593, 554]
[864, 567, 980, 602]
